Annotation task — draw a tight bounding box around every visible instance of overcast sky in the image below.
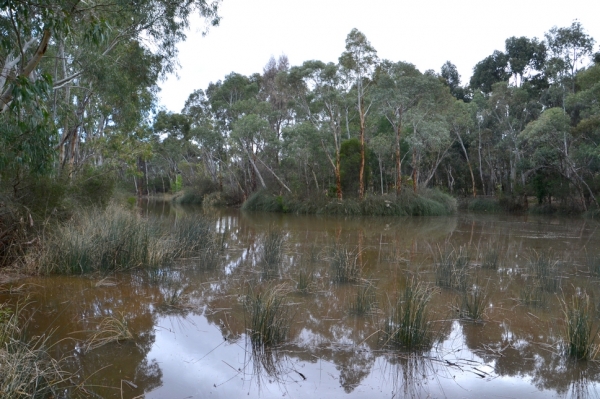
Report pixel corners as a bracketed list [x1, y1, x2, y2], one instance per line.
[158, 0, 600, 112]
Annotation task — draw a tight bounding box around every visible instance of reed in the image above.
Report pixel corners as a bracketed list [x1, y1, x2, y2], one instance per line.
[169, 215, 214, 258]
[480, 242, 501, 270]
[349, 282, 377, 316]
[460, 283, 488, 321]
[259, 229, 286, 278]
[296, 268, 315, 293]
[327, 244, 362, 283]
[245, 284, 292, 348]
[527, 250, 561, 293]
[0, 303, 71, 397]
[383, 279, 438, 350]
[559, 291, 599, 360]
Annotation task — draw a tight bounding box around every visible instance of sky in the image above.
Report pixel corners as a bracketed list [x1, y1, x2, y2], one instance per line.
[158, 0, 600, 113]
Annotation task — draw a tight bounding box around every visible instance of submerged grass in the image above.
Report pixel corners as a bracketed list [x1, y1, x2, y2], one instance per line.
[527, 250, 561, 293]
[433, 244, 471, 291]
[245, 284, 292, 348]
[349, 282, 377, 316]
[327, 244, 362, 283]
[84, 313, 134, 353]
[383, 279, 438, 350]
[559, 291, 599, 360]
[480, 242, 501, 270]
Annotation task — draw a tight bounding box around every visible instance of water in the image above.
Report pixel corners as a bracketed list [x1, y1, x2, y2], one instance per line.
[2, 203, 600, 398]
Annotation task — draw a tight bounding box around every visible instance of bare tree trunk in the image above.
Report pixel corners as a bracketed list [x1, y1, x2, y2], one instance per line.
[358, 97, 366, 200]
[395, 116, 402, 196]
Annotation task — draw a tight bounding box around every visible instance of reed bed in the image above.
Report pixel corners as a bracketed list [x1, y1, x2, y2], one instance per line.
[433, 244, 471, 291]
[383, 279, 438, 350]
[349, 282, 377, 316]
[0, 303, 71, 398]
[38, 205, 217, 274]
[559, 291, 599, 360]
[327, 244, 362, 283]
[245, 284, 292, 348]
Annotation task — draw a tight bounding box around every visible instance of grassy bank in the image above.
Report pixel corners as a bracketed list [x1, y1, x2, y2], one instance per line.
[35, 204, 217, 274]
[242, 189, 457, 216]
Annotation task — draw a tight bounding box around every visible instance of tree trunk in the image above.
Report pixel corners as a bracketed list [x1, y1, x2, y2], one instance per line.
[395, 115, 402, 196]
[358, 97, 366, 200]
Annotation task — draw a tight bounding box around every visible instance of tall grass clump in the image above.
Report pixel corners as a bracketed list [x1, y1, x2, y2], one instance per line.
[460, 282, 488, 321]
[83, 313, 134, 352]
[349, 282, 377, 315]
[467, 197, 502, 213]
[169, 215, 213, 258]
[296, 268, 315, 293]
[327, 244, 361, 283]
[383, 279, 438, 350]
[0, 303, 71, 397]
[245, 284, 292, 348]
[259, 229, 286, 278]
[42, 205, 157, 274]
[559, 291, 599, 360]
[433, 244, 470, 291]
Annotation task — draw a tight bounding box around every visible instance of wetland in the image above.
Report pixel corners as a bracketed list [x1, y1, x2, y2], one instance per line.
[2, 202, 600, 398]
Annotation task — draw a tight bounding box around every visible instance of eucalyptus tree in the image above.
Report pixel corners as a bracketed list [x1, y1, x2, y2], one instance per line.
[470, 50, 510, 94]
[339, 28, 378, 200]
[447, 100, 477, 197]
[520, 107, 598, 208]
[404, 71, 454, 192]
[0, 0, 221, 184]
[287, 60, 347, 199]
[545, 21, 595, 96]
[505, 36, 547, 87]
[373, 60, 421, 195]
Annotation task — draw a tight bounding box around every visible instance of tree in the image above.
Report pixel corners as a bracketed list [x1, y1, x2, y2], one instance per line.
[505, 36, 546, 86]
[339, 28, 378, 200]
[470, 50, 510, 93]
[440, 61, 468, 100]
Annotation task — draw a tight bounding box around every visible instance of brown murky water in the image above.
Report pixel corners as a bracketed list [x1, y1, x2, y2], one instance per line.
[2, 203, 600, 398]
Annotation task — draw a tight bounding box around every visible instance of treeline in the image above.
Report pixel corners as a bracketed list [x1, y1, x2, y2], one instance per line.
[1, 5, 600, 214]
[148, 22, 600, 212]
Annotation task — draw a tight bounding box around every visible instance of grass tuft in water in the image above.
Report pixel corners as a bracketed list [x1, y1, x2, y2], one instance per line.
[245, 284, 292, 348]
[480, 242, 501, 270]
[559, 291, 599, 360]
[84, 313, 134, 352]
[296, 268, 315, 293]
[259, 229, 286, 278]
[0, 303, 71, 397]
[383, 279, 438, 350]
[348, 281, 377, 315]
[460, 281, 488, 321]
[433, 244, 470, 291]
[527, 250, 561, 293]
[327, 244, 362, 283]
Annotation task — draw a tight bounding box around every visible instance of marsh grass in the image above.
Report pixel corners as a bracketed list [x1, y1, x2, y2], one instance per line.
[296, 268, 315, 293]
[0, 303, 71, 397]
[527, 251, 561, 293]
[460, 282, 489, 321]
[433, 244, 471, 291]
[259, 229, 286, 278]
[39, 205, 217, 274]
[383, 279, 438, 350]
[245, 284, 292, 348]
[84, 313, 134, 352]
[519, 283, 549, 307]
[327, 244, 362, 283]
[585, 252, 600, 276]
[480, 242, 501, 270]
[559, 291, 599, 360]
[349, 282, 377, 316]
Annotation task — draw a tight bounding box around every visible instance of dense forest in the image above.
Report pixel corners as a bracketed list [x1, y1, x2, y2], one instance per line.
[1, 1, 600, 218]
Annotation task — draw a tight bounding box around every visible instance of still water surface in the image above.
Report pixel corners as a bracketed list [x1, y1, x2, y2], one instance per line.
[3, 203, 600, 398]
